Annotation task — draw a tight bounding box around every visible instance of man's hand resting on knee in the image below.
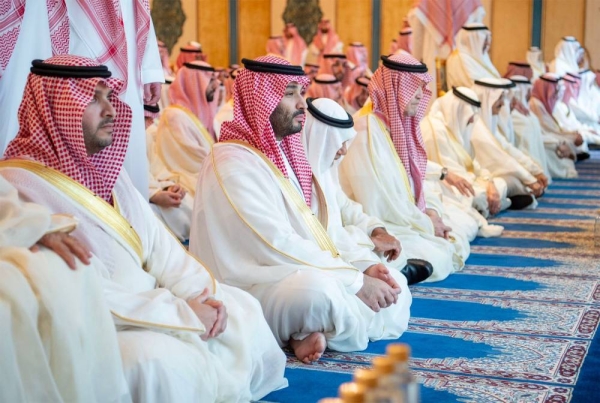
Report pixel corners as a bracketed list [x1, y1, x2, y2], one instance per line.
[356, 274, 400, 312]
[370, 227, 402, 262]
[187, 288, 228, 340]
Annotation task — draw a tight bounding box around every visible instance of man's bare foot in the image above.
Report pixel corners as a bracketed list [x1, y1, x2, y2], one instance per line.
[289, 332, 326, 364]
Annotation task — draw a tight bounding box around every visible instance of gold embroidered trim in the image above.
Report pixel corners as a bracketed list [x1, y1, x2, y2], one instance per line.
[0, 160, 144, 266]
[110, 310, 205, 333]
[169, 104, 215, 146]
[217, 141, 341, 258]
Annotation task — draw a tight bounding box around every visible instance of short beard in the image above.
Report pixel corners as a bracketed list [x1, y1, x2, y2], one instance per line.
[206, 89, 215, 102]
[270, 104, 303, 140]
[82, 119, 114, 155]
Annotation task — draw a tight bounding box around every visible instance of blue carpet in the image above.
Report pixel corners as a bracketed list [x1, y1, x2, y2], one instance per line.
[263, 157, 600, 403]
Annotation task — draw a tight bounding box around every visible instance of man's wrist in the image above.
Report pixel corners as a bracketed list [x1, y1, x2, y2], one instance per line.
[439, 167, 448, 181]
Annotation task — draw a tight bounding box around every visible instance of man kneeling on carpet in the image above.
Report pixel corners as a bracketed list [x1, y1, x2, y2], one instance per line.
[190, 56, 416, 364]
[1, 55, 286, 403]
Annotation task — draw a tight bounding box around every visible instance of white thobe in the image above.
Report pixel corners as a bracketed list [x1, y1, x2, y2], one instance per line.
[510, 109, 552, 180]
[0, 2, 163, 196]
[529, 98, 578, 178]
[155, 105, 214, 197]
[407, 6, 486, 109]
[339, 109, 465, 282]
[471, 118, 538, 197]
[0, 164, 286, 403]
[421, 111, 510, 217]
[146, 121, 193, 242]
[190, 142, 412, 351]
[213, 99, 234, 140]
[553, 101, 600, 147]
[0, 176, 130, 403]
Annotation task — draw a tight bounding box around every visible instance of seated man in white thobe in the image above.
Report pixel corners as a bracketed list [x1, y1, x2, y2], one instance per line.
[339, 52, 467, 283]
[302, 97, 434, 284]
[155, 61, 219, 201]
[306, 74, 344, 106]
[308, 18, 344, 66]
[190, 56, 412, 365]
[421, 86, 508, 229]
[1, 56, 287, 403]
[554, 73, 600, 152]
[0, 175, 129, 403]
[214, 68, 239, 140]
[471, 78, 545, 208]
[446, 24, 501, 88]
[508, 76, 552, 180]
[529, 74, 579, 178]
[568, 69, 600, 132]
[344, 76, 371, 115]
[549, 37, 583, 76]
[144, 104, 192, 242]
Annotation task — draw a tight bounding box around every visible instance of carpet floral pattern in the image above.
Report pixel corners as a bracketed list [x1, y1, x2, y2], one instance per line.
[263, 157, 600, 403]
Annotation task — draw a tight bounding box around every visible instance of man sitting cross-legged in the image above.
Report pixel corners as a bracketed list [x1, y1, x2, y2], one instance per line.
[190, 56, 413, 364]
[1, 55, 286, 403]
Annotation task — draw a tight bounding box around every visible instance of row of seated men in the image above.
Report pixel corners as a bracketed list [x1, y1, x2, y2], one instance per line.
[2, 27, 594, 403]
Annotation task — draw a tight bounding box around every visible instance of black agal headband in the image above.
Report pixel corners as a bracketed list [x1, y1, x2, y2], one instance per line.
[144, 104, 160, 114]
[474, 79, 516, 89]
[242, 58, 305, 75]
[452, 87, 481, 108]
[306, 98, 354, 128]
[30, 59, 112, 78]
[184, 62, 215, 72]
[380, 56, 428, 73]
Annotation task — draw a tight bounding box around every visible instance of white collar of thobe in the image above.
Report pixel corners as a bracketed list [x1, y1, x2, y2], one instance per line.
[278, 142, 304, 197]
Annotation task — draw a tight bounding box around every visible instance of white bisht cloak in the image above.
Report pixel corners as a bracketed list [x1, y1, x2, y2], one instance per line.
[214, 99, 234, 140]
[155, 104, 215, 197]
[0, 161, 286, 403]
[0, 175, 130, 403]
[0, 2, 164, 196]
[146, 121, 193, 242]
[302, 98, 409, 271]
[511, 109, 552, 180]
[471, 118, 538, 196]
[529, 98, 578, 178]
[473, 79, 545, 185]
[190, 141, 412, 351]
[339, 106, 465, 282]
[421, 89, 510, 217]
[553, 101, 600, 146]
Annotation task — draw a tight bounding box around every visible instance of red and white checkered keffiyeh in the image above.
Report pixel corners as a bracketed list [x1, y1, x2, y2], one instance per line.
[219, 55, 313, 206]
[3, 55, 132, 203]
[369, 52, 432, 211]
[169, 61, 219, 138]
[0, 0, 69, 79]
[75, 0, 150, 82]
[417, 0, 481, 48]
[531, 75, 559, 115]
[0, 1, 150, 83]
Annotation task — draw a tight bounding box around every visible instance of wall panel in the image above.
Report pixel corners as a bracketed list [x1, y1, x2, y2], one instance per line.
[584, 0, 600, 67]
[337, 0, 372, 60]
[198, 0, 230, 68]
[238, 0, 271, 62]
[542, 0, 586, 63]
[490, 0, 532, 75]
[380, 0, 412, 55]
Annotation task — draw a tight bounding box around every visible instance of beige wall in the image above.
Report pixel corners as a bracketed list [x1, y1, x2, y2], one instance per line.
[157, 0, 593, 72]
[239, 0, 271, 62]
[198, 0, 230, 68]
[490, 0, 532, 75]
[542, 0, 586, 63]
[337, 0, 372, 59]
[380, 0, 413, 55]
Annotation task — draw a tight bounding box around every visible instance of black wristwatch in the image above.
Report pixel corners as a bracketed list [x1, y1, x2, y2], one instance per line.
[440, 167, 448, 181]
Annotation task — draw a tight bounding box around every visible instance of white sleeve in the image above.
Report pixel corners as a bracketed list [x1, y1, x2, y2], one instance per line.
[141, 21, 165, 84]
